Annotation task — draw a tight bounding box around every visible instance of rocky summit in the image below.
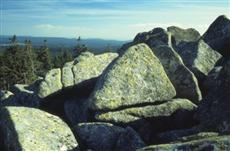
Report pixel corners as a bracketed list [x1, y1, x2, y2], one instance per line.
[0, 15, 230, 151]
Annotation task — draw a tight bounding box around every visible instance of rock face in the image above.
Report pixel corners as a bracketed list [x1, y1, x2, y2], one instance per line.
[74, 122, 145, 151]
[38, 52, 118, 98]
[133, 28, 202, 103]
[90, 43, 176, 111]
[176, 39, 222, 81]
[0, 107, 78, 151]
[137, 135, 230, 151]
[95, 99, 197, 124]
[196, 60, 230, 133]
[203, 15, 230, 57]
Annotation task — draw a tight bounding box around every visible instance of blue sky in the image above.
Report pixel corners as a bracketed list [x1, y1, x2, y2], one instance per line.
[1, 0, 229, 40]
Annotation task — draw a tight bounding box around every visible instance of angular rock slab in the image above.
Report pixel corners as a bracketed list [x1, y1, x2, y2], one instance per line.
[203, 15, 230, 57]
[137, 135, 230, 151]
[133, 28, 202, 103]
[95, 99, 197, 124]
[38, 52, 118, 98]
[74, 122, 144, 151]
[176, 39, 222, 81]
[90, 43, 176, 111]
[0, 107, 78, 151]
[152, 46, 202, 103]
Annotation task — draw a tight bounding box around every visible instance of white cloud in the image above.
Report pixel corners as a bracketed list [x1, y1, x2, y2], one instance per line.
[34, 24, 63, 30]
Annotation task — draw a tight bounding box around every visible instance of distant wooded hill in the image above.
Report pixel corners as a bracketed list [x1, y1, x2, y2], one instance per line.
[0, 35, 128, 54]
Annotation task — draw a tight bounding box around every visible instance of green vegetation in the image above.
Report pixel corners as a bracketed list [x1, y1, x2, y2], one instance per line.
[0, 35, 90, 90]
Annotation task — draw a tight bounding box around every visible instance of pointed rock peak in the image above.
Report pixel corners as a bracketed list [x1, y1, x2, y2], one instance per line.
[202, 15, 230, 57]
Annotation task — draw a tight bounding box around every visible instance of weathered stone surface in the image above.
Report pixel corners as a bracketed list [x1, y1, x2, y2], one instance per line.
[115, 127, 145, 151]
[64, 98, 89, 127]
[203, 15, 230, 57]
[74, 122, 144, 151]
[95, 99, 197, 124]
[90, 43, 176, 111]
[38, 52, 118, 98]
[38, 68, 62, 98]
[137, 135, 230, 151]
[134, 28, 170, 47]
[151, 46, 202, 103]
[195, 60, 230, 133]
[167, 26, 201, 45]
[157, 127, 201, 143]
[202, 66, 223, 94]
[176, 39, 222, 81]
[0, 107, 78, 151]
[72, 51, 118, 85]
[62, 64, 74, 88]
[133, 28, 202, 103]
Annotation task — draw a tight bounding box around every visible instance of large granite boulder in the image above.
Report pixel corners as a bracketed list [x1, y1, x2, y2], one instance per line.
[90, 43, 176, 111]
[137, 134, 230, 151]
[195, 60, 230, 133]
[38, 52, 118, 98]
[0, 107, 78, 151]
[167, 26, 201, 46]
[176, 39, 222, 81]
[133, 28, 202, 103]
[203, 15, 230, 57]
[74, 122, 144, 151]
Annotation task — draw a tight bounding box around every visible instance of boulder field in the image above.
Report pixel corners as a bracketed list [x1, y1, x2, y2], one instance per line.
[0, 15, 230, 151]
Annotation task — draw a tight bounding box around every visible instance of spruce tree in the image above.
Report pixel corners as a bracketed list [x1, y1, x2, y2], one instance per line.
[22, 40, 37, 84]
[37, 40, 52, 76]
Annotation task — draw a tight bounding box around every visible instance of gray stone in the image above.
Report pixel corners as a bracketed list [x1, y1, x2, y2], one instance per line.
[74, 122, 144, 151]
[176, 39, 222, 81]
[195, 60, 230, 133]
[0, 106, 78, 151]
[38, 52, 118, 98]
[115, 127, 145, 151]
[137, 135, 230, 151]
[38, 68, 62, 98]
[167, 26, 201, 45]
[89, 43, 176, 111]
[64, 98, 89, 127]
[95, 99, 197, 124]
[0, 90, 13, 101]
[133, 28, 202, 103]
[203, 15, 230, 57]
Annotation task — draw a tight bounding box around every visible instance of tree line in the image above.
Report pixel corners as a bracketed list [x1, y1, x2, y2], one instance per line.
[0, 35, 88, 90]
